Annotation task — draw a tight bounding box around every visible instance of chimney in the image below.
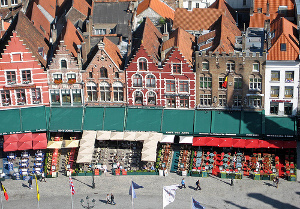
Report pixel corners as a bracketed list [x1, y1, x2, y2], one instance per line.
[178, 0, 183, 8]
[51, 24, 57, 44]
[266, 1, 270, 16]
[77, 47, 82, 69]
[242, 32, 246, 52]
[81, 42, 87, 64]
[162, 23, 169, 42]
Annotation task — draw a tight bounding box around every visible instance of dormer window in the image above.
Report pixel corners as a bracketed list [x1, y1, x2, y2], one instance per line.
[38, 47, 44, 56]
[280, 43, 286, 51]
[138, 58, 147, 71]
[61, 60, 67, 68]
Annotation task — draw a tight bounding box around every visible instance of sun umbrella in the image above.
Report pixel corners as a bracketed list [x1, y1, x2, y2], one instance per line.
[3, 141, 18, 152]
[18, 133, 33, 142]
[3, 134, 19, 143]
[17, 140, 32, 150]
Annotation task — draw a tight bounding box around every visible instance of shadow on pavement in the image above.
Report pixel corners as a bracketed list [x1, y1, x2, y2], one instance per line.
[209, 174, 231, 186]
[72, 177, 93, 188]
[22, 183, 29, 188]
[224, 200, 248, 209]
[99, 199, 107, 204]
[248, 193, 298, 209]
[296, 192, 300, 195]
[263, 182, 275, 187]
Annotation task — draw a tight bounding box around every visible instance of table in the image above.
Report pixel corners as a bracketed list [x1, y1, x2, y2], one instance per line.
[20, 163, 28, 167]
[36, 157, 43, 161]
[21, 159, 28, 163]
[197, 152, 202, 157]
[35, 162, 42, 166]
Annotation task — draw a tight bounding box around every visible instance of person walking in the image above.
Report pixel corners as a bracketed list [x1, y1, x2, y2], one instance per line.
[273, 176, 277, 187]
[181, 178, 186, 189]
[195, 179, 201, 190]
[28, 177, 32, 189]
[110, 193, 116, 205]
[106, 194, 110, 204]
[276, 176, 279, 188]
[41, 171, 46, 182]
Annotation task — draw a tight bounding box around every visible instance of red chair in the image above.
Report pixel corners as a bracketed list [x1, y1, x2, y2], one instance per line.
[290, 164, 294, 169]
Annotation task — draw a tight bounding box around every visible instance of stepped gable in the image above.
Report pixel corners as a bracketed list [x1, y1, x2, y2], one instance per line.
[137, 0, 175, 20]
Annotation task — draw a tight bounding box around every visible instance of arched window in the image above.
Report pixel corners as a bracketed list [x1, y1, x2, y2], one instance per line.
[113, 82, 123, 102]
[134, 91, 143, 105]
[146, 74, 156, 88]
[61, 60, 67, 69]
[147, 91, 156, 105]
[87, 82, 97, 102]
[99, 82, 110, 101]
[133, 74, 142, 87]
[138, 58, 147, 71]
[100, 67, 108, 78]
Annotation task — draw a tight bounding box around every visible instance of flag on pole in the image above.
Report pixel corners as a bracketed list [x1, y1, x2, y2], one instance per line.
[192, 197, 205, 209]
[0, 182, 8, 201]
[69, 176, 75, 195]
[129, 181, 143, 199]
[35, 175, 40, 201]
[163, 185, 179, 208]
[222, 76, 228, 88]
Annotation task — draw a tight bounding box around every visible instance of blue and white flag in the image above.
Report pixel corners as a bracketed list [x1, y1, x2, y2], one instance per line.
[129, 181, 143, 199]
[192, 197, 205, 209]
[163, 185, 179, 208]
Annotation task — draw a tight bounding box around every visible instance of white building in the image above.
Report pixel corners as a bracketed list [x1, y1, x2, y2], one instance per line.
[182, 0, 215, 10]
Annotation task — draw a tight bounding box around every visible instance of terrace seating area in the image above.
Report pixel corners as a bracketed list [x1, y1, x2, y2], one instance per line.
[176, 146, 191, 173]
[157, 144, 173, 171]
[46, 149, 61, 175]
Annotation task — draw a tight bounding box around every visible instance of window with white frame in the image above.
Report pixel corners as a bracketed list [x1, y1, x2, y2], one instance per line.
[285, 71, 294, 83]
[284, 86, 293, 98]
[172, 63, 181, 74]
[135, 91, 143, 105]
[138, 58, 147, 71]
[270, 86, 279, 97]
[61, 60, 67, 68]
[147, 91, 156, 105]
[248, 96, 261, 108]
[100, 82, 110, 101]
[53, 73, 62, 83]
[113, 82, 123, 102]
[200, 75, 212, 89]
[166, 96, 176, 108]
[0, 90, 10, 105]
[11, 0, 18, 5]
[179, 81, 189, 92]
[16, 89, 26, 104]
[72, 89, 82, 104]
[1, 0, 8, 6]
[179, 96, 189, 108]
[226, 61, 235, 72]
[166, 80, 175, 92]
[50, 90, 60, 104]
[61, 89, 71, 104]
[199, 94, 211, 106]
[22, 70, 31, 84]
[31, 88, 41, 103]
[133, 74, 142, 87]
[146, 74, 155, 88]
[253, 62, 259, 72]
[233, 95, 242, 107]
[202, 61, 209, 71]
[271, 71, 280, 81]
[67, 73, 76, 84]
[87, 82, 97, 102]
[249, 77, 262, 91]
[94, 29, 106, 35]
[219, 76, 226, 89]
[6, 71, 16, 84]
[219, 94, 227, 107]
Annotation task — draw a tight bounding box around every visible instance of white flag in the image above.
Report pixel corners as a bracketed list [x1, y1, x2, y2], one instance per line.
[163, 185, 179, 208]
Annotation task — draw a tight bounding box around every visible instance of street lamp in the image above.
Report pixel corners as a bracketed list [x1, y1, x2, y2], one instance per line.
[80, 196, 96, 209]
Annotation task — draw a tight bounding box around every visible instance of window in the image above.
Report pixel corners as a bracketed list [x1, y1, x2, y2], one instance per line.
[249, 77, 262, 91]
[243, 0, 246, 5]
[166, 80, 175, 92]
[166, 96, 176, 108]
[248, 96, 261, 108]
[284, 103, 292, 115]
[253, 62, 259, 72]
[202, 62, 209, 71]
[270, 103, 278, 115]
[234, 77, 242, 89]
[87, 82, 97, 102]
[61, 89, 71, 104]
[61, 60, 67, 68]
[199, 94, 211, 106]
[6, 71, 16, 84]
[285, 71, 294, 82]
[233, 95, 242, 107]
[53, 74, 62, 84]
[271, 71, 280, 81]
[16, 89, 26, 104]
[72, 89, 82, 104]
[280, 43, 286, 51]
[219, 94, 227, 107]
[12, 53, 21, 61]
[135, 91, 143, 105]
[196, 3, 199, 8]
[38, 47, 44, 56]
[226, 61, 235, 72]
[67, 73, 76, 84]
[89, 72, 93, 78]
[113, 82, 123, 102]
[270, 86, 279, 97]
[31, 88, 41, 104]
[0, 90, 10, 105]
[115, 72, 119, 78]
[138, 58, 147, 71]
[179, 81, 189, 92]
[100, 67, 108, 78]
[1, 0, 8, 6]
[146, 75, 156, 88]
[219, 77, 225, 89]
[147, 91, 156, 105]
[94, 29, 106, 35]
[100, 82, 110, 101]
[179, 96, 189, 108]
[22, 70, 31, 84]
[172, 64, 181, 74]
[133, 74, 142, 87]
[284, 86, 293, 98]
[50, 90, 60, 104]
[11, 0, 17, 5]
[200, 76, 212, 89]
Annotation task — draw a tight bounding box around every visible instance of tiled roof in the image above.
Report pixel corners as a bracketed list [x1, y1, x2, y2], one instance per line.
[173, 8, 223, 31]
[137, 0, 175, 20]
[197, 30, 216, 43]
[15, 12, 49, 68]
[36, 0, 56, 18]
[268, 17, 299, 60]
[93, 0, 136, 2]
[102, 36, 123, 69]
[31, 2, 51, 40]
[161, 0, 178, 10]
[162, 27, 195, 66]
[209, 0, 236, 24]
[59, 19, 84, 58]
[249, 13, 280, 28]
[253, 0, 294, 16]
[73, 0, 91, 17]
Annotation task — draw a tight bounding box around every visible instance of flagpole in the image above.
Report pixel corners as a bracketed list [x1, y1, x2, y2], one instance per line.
[70, 175, 73, 209]
[1, 187, 3, 209]
[191, 196, 192, 209]
[131, 181, 134, 209]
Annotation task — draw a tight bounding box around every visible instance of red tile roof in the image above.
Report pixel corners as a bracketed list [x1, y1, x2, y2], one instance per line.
[60, 19, 84, 58]
[73, 0, 91, 17]
[253, 0, 294, 16]
[162, 27, 195, 66]
[37, 0, 56, 18]
[249, 13, 280, 28]
[137, 0, 175, 20]
[268, 17, 299, 60]
[102, 36, 123, 69]
[209, 0, 236, 24]
[31, 2, 51, 40]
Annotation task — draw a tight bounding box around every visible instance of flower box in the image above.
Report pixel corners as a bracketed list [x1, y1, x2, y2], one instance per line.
[54, 79, 62, 84]
[190, 171, 202, 177]
[77, 172, 86, 176]
[68, 79, 76, 85]
[85, 172, 93, 176]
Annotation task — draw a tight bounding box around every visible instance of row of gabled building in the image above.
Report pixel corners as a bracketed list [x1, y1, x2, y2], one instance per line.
[0, 0, 298, 117]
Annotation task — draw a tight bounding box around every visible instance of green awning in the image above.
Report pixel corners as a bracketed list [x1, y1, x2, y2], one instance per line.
[265, 116, 295, 136]
[241, 111, 262, 135]
[21, 106, 46, 132]
[194, 111, 211, 134]
[212, 111, 240, 134]
[125, 108, 162, 132]
[161, 109, 194, 134]
[83, 107, 104, 130]
[103, 107, 125, 132]
[49, 107, 83, 132]
[0, 108, 21, 134]
[45, 106, 51, 130]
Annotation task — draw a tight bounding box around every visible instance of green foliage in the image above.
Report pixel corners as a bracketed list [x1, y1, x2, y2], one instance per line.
[159, 17, 166, 25]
